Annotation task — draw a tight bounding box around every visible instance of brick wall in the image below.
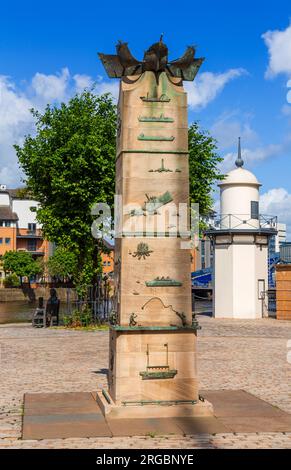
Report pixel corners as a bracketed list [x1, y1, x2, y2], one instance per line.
[0, 287, 77, 302]
[276, 264, 291, 320]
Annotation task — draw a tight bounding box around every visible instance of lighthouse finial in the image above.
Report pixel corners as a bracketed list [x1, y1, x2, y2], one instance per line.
[235, 137, 244, 168]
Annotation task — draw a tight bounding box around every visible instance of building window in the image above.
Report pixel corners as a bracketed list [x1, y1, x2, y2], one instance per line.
[5, 238, 10, 244]
[27, 239, 37, 252]
[28, 223, 36, 233]
[4, 221, 11, 227]
[251, 201, 259, 220]
[0, 238, 2, 244]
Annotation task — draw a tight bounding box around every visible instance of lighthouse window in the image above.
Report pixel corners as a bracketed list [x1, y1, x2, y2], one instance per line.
[251, 201, 259, 220]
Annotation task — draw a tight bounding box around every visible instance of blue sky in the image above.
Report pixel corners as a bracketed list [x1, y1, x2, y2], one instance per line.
[1, 1, 291, 234]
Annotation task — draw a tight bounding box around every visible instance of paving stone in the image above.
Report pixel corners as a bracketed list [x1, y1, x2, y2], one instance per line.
[0, 316, 291, 447]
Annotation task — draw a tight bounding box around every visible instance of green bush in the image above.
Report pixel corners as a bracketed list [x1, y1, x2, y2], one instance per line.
[62, 315, 72, 327]
[3, 274, 21, 288]
[63, 307, 94, 328]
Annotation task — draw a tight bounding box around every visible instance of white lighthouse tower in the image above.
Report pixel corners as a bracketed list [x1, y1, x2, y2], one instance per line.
[206, 138, 277, 319]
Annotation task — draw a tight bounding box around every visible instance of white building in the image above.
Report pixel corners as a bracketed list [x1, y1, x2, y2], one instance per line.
[276, 223, 287, 252]
[206, 138, 277, 319]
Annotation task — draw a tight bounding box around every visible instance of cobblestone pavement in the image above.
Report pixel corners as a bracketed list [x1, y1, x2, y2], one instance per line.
[0, 316, 291, 449]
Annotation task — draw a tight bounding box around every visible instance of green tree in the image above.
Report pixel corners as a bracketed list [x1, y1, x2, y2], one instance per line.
[15, 91, 116, 289]
[2, 251, 43, 285]
[46, 247, 77, 283]
[188, 122, 224, 216]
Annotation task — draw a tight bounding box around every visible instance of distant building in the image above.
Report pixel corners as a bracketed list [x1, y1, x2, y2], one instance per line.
[191, 212, 215, 282]
[101, 252, 114, 275]
[0, 185, 51, 283]
[269, 222, 286, 255]
[276, 223, 287, 252]
[280, 242, 291, 263]
[268, 223, 287, 288]
[191, 238, 213, 272]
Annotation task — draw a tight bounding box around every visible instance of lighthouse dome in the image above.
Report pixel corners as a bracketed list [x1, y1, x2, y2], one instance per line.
[219, 167, 261, 187]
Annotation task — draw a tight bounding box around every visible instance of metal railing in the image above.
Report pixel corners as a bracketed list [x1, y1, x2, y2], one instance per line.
[62, 281, 113, 323]
[207, 214, 277, 231]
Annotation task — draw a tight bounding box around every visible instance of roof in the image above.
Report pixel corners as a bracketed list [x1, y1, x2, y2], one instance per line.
[6, 188, 34, 200]
[0, 206, 18, 221]
[219, 167, 260, 187]
[6, 189, 19, 198]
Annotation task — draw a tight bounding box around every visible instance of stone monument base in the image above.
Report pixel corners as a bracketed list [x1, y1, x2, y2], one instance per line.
[96, 389, 213, 419]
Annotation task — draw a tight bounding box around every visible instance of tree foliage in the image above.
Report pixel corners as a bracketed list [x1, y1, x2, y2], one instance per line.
[3, 273, 21, 288]
[15, 91, 116, 287]
[2, 251, 43, 283]
[188, 122, 224, 216]
[46, 247, 77, 282]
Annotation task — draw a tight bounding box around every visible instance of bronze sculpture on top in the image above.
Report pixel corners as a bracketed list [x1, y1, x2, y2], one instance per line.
[98, 36, 204, 81]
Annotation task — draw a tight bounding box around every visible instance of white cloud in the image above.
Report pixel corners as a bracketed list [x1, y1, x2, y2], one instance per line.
[73, 74, 94, 93]
[281, 103, 291, 116]
[185, 68, 247, 110]
[211, 110, 258, 150]
[221, 142, 284, 173]
[0, 76, 35, 185]
[94, 79, 119, 100]
[262, 24, 291, 78]
[210, 110, 285, 173]
[31, 67, 70, 101]
[0, 76, 33, 136]
[0, 69, 117, 186]
[260, 188, 291, 233]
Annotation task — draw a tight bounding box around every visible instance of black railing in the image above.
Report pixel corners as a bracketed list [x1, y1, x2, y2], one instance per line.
[208, 214, 277, 231]
[63, 280, 113, 323]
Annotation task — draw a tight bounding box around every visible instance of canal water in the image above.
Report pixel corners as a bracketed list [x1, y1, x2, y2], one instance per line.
[0, 301, 36, 323]
[0, 302, 70, 324]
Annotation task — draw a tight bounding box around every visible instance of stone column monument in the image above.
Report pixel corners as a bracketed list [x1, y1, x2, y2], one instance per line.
[97, 38, 213, 418]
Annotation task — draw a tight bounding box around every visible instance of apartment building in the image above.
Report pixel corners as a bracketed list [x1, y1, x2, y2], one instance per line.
[0, 185, 50, 280]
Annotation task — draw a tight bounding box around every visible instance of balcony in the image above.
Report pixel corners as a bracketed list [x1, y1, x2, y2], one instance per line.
[206, 214, 277, 232]
[16, 231, 43, 239]
[17, 248, 45, 256]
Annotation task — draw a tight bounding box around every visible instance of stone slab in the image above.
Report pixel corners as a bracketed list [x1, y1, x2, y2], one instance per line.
[174, 417, 231, 434]
[22, 390, 291, 440]
[219, 416, 291, 433]
[107, 417, 183, 437]
[22, 413, 112, 439]
[24, 392, 95, 408]
[24, 403, 102, 416]
[201, 390, 286, 418]
[23, 392, 111, 439]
